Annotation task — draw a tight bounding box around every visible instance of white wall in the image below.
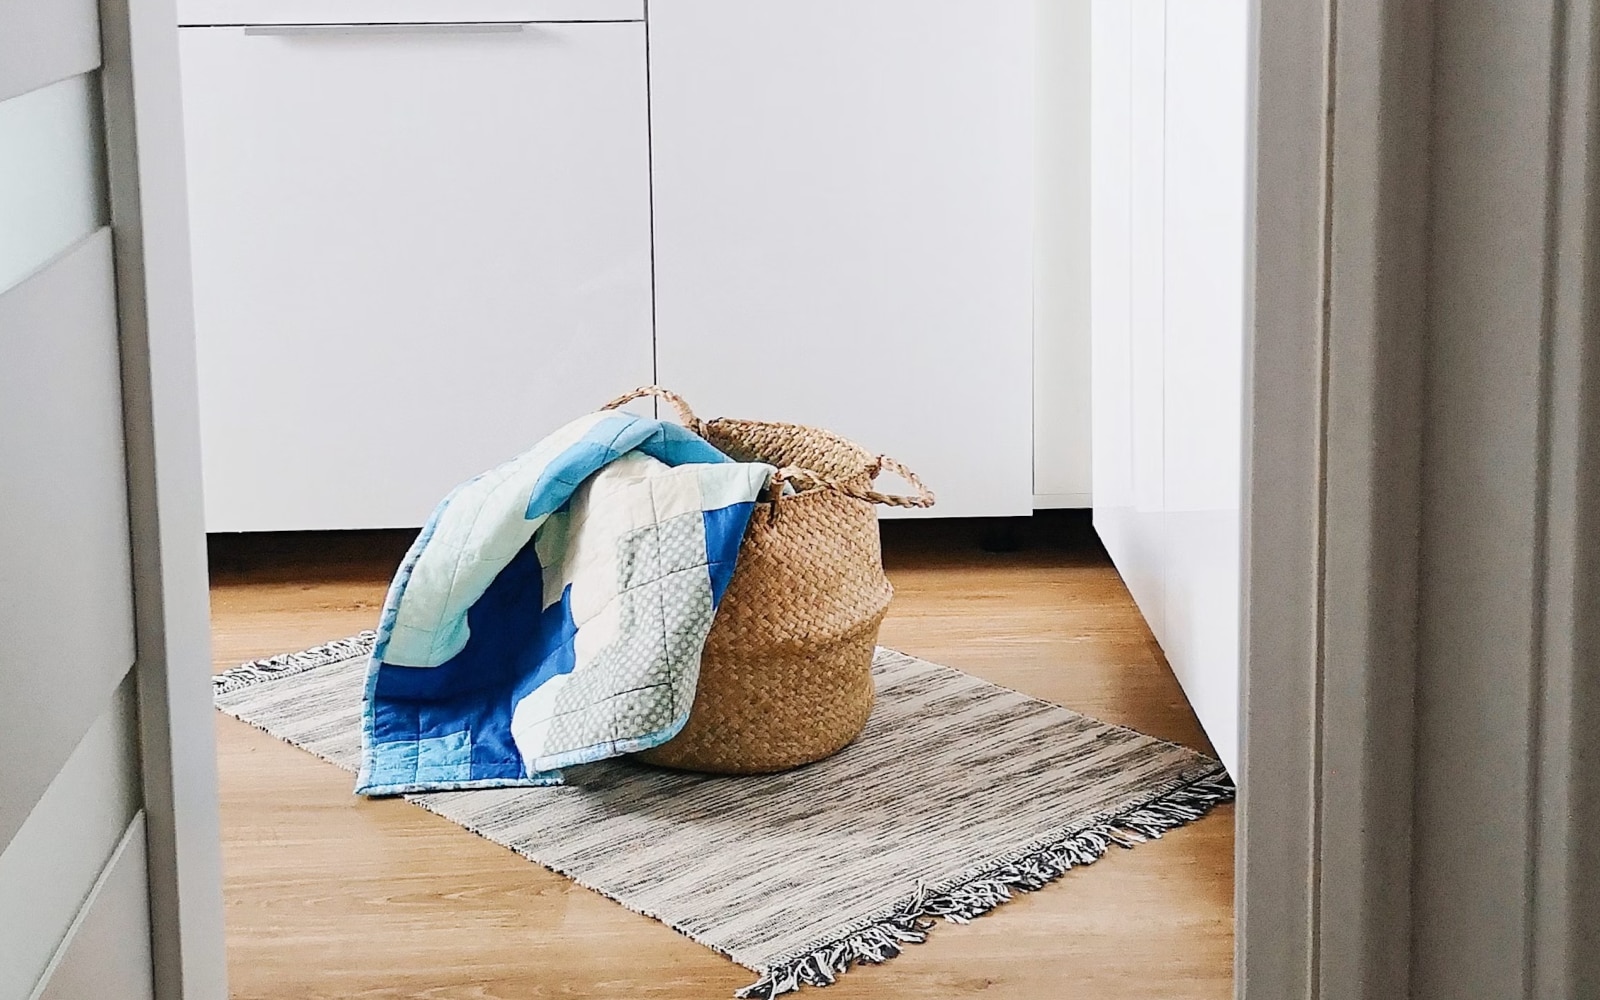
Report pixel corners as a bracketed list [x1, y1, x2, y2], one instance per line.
[1090, 0, 1248, 775]
[1033, 0, 1093, 508]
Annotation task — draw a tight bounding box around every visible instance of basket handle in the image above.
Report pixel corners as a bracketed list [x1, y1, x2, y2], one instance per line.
[601, 386, 935, 508]
[774, 454, 936, 509]
[602, 385, 705, 435]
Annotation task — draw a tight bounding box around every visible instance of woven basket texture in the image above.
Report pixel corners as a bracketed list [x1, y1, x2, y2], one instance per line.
[603, 387, 933, 774]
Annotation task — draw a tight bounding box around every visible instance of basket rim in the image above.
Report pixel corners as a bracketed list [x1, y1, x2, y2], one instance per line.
[699, 418, 882, 496]
[702, 416, 877, 462]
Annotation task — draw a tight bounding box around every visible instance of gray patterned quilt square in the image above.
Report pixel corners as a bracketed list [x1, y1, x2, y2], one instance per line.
[214, 635, 1232, 998]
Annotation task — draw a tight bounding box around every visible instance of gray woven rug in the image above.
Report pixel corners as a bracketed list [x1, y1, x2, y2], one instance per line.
[214, 634, 1232, 997]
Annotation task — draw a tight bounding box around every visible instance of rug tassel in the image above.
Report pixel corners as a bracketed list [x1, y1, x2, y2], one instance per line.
[212, 631, 378, 696]
[735, 770, 1235, 999]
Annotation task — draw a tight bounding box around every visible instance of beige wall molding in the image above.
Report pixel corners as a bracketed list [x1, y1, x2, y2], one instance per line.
[1241, 1, 1600, 998]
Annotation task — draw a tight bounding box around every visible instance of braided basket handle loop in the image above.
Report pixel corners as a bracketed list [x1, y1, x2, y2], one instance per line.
[870, 454, 936, 507]
[602, 387, 935, 508]
[774, 453, 936, 508]
[602, 385, 704, 436]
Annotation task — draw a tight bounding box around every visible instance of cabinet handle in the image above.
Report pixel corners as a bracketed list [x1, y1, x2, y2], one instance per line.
[242, 22, 527, 37]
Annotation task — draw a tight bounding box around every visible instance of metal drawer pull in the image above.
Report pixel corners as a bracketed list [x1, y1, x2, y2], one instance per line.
[243, 22, 527, 37]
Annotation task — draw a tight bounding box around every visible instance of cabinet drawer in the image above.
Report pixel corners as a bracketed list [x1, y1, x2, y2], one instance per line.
[177, 0, 643, 27]
[181, 22, 654, 530]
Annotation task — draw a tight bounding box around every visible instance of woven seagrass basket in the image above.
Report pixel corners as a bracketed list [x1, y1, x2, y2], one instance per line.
[602, 386, 935, 774]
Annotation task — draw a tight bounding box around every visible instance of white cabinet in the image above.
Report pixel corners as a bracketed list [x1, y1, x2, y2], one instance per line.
[180, 17, 654, 531]
[1090, 0, 1248, 775]
[180, 1, 1080, 529]
[647, 0, 1037, 519]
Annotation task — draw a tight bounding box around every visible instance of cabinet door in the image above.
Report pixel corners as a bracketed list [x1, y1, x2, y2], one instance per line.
[1159, 0, 1247, 777]
[647, 0, 1034, 518]
[181, 22, 654, 531]
[1091, 0, 1246, 776]
[1092, 0, 1167, 638]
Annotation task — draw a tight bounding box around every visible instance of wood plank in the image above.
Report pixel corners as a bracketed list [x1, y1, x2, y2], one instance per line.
[208, 515, 1233, 998]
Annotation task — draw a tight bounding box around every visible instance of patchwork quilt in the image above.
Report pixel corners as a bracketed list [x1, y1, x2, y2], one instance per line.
[356, 409, 774, 795]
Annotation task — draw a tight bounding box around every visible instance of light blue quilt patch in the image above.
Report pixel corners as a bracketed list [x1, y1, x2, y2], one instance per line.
[355, 410, 773, 796]
[415, 730, 473, 783]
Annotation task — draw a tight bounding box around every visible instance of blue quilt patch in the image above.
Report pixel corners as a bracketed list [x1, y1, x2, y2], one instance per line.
[356, 410, 773, 795]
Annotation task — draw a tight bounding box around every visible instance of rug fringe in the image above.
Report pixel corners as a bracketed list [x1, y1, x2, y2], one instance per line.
[212, 631, 377, 696]
[734, 771, 1236, 999]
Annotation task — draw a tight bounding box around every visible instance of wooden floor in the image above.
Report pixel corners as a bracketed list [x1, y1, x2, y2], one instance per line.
[208, 513, 1233, 999]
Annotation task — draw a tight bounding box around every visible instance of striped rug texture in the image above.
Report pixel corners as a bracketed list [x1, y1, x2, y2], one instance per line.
[214, 634, 1232, 997]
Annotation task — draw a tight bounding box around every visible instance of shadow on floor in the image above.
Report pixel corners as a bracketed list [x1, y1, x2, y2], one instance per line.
[207, 509, 1111, 585]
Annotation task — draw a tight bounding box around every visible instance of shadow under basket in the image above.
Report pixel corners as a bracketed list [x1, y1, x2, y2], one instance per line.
[602, 386, 935, 775]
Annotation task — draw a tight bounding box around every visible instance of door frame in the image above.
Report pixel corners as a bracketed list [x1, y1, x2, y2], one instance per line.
[101, 0, 229, 995]
[1239, 0, 1431, 992]
[1239, 1, 1600, 997]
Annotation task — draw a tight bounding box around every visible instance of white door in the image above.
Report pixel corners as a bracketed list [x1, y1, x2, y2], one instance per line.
[180, 19, 655, 530]
[647, 0, 1035, 519]
[1090, 0, 1248, 775]
[0, 0, 226, 997]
